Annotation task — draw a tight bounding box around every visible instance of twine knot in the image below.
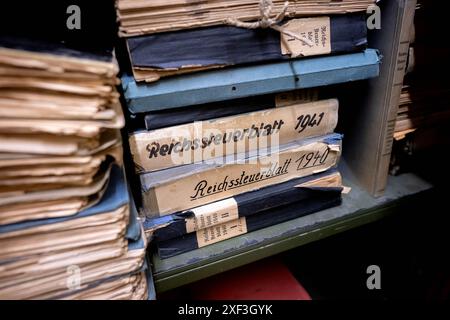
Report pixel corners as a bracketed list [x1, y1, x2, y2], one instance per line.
[225, 0, 314, 47]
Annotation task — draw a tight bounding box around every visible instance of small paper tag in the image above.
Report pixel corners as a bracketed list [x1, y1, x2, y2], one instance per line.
[196, 217, 247, 248]
[185, 198, 239, 233]
[295, 172, 342, 188]
[281, 17, 331, 58]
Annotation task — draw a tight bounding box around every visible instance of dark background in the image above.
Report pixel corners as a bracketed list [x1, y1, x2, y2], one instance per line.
[1, 0, 117, 51]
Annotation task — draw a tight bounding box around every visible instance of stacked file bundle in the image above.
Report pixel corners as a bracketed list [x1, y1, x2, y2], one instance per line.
[116, 0, 375, 82]
[0, 37, 148, 299]
[116, 0, 376, 37]
[128, 94, 345, 258]
[118, 1, 380, 259]
[124, 12, 369, 82]
[390, 0, 450, 176]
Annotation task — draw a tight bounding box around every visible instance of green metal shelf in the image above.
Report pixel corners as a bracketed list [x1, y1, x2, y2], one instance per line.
[150, 164, 432, 293]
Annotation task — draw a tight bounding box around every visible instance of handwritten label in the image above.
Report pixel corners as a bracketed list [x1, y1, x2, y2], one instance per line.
[196, 217, 247, 248]
[185, 198, 239, 233]
[281, 17, 331, 58]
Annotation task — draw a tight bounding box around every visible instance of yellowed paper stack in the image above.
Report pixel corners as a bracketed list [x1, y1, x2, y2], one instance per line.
[116, 0, 376, 37]
[0, 38, 148, 300]
[0, 39, 124, 223]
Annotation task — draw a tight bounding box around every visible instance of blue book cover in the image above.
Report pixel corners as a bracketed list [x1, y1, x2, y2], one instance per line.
[122, 49, 380, 113]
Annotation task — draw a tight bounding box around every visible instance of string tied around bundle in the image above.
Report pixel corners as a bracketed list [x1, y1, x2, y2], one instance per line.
[225, 0, 314, 47]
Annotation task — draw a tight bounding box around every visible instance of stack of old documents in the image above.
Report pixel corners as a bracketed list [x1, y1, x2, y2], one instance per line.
[0, 36, 148, 299]
[116, 0, 376, 36]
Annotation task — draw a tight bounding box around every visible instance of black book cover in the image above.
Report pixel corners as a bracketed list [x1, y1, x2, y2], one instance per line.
[157, 190, 342, 259]
[145, 169, 341, 242]
[128, 13, 367, 70]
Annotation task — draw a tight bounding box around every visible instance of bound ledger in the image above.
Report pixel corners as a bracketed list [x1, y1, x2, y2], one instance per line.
[127, 14, 367, 82]
[157, 187, 343, 258]
[144, 169, 342, 242]
[130, 99, 338, 172]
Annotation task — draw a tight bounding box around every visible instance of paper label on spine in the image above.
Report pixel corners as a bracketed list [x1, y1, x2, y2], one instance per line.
[185, 198, 239, 233]
[295, 172, 342, 188]
[281, 17, 331, 58]
[196, 217, 247, 248]
[130, 99, 338, 173]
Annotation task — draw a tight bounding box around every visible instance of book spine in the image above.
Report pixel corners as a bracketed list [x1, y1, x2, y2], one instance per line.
[118, 1, 375, 37]
[144, 134, 342, 216]
[157, 191, 342, 259]
[374, 0, 417, 196]
[144, 88, 320, 130]
[152, 170, 342, 242]
[130, 99, 338, 173]
[128, 14, 367, 82]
